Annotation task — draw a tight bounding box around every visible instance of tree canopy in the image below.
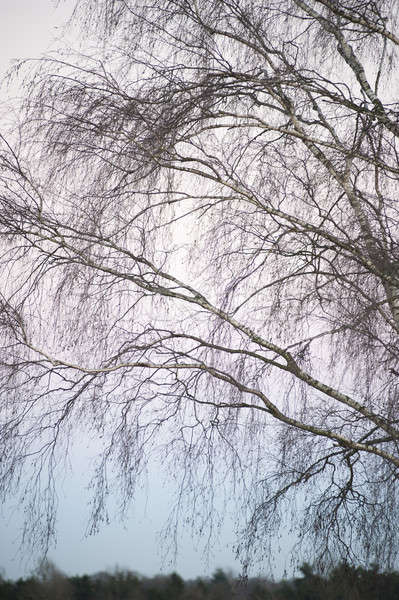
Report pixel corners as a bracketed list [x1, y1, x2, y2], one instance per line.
[1, 0, 399, 571]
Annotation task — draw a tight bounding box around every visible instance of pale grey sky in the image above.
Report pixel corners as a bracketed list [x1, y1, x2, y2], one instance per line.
[1, 444, 239, 580]
[0, 1, 72, 77]
[0, 0, 250, 582]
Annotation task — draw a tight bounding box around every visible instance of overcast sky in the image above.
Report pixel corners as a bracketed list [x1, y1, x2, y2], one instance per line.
[0, 1, 293, 583]
[0, 0, 243, 582]
[0, 1, 68, 75]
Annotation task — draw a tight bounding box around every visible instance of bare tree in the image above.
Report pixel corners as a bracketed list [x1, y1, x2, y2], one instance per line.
[1, 0, 399, 572]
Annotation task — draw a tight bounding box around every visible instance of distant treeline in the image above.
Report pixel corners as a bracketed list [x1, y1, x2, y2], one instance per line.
[1, 561, 399, 599]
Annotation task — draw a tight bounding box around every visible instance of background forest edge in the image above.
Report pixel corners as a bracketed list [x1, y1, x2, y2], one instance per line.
[2, 561, 399, 600]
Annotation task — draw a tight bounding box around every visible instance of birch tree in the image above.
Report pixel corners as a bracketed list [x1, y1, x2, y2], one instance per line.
[1, 0, 399, 571]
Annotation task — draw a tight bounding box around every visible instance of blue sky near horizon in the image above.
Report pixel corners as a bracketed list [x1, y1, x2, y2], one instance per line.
[1, 451, 240, 581]
[0, 418, 243, 580]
